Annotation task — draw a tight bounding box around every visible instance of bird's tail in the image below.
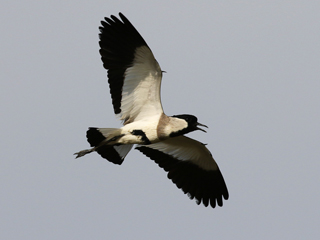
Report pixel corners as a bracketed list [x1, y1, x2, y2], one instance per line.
[74, 127, 133, 165]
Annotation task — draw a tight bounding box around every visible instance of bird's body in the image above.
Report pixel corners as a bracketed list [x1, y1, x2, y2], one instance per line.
[75, 13, 229, 208]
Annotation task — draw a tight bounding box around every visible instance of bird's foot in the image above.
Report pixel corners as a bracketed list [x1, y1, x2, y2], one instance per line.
[74, 148, 94, 158]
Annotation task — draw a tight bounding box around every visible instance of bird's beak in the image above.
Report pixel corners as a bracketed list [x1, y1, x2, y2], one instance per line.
[196, 123, 208, 133]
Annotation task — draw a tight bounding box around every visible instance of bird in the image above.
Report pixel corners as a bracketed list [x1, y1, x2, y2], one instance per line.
[74, 13, 229, 208]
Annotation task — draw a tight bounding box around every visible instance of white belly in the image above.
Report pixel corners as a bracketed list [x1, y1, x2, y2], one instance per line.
[118, 118, 161, 144]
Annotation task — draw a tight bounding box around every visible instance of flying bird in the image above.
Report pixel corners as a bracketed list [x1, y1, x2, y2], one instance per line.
[75, 13, 229, 208]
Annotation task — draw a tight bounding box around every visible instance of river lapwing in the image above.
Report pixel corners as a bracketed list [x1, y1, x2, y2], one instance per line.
[75, 13, 229, 208]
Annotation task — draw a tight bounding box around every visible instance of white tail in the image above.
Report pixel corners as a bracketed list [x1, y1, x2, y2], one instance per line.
[98, 128, 121, 139]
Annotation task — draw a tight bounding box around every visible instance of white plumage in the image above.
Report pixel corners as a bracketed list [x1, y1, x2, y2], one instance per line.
[75, 13, 228, 208]
[121, 46, 163, 122]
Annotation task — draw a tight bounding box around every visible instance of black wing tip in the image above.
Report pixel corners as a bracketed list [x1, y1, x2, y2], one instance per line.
[107, 13, 131, 26]
[99, 12, 147, 48]
[136, 146, 229, 208]
[100, 13, 127, 33]
[98, 13, 149, 117]
[103, 12, 125, 22]
[96, 145, 124, 165]
[118, 12, 127, 21]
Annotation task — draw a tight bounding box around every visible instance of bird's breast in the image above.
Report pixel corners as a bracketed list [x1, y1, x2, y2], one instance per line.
[119, 118, 163, 145]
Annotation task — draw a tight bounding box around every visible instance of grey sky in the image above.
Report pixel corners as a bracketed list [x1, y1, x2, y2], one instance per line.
[1, 0, 319, 239]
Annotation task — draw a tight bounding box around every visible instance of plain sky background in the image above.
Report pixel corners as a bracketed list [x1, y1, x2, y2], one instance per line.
[1, 0, 319, 239]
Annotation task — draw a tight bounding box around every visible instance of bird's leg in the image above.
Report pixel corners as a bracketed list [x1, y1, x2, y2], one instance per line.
[74, 134, 125, 159]
[74, 148, 96, 158]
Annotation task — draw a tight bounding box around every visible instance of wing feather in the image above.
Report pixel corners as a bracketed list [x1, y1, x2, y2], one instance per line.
[136, 136, 229, 208]
[99, 13, 163, 123]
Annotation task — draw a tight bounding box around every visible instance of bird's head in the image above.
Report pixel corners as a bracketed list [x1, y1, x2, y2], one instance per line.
[170, 114, 208, 137]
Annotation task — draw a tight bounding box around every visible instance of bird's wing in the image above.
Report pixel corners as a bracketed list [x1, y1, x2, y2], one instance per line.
[99, 13, 163, 124]
[136, 136, 229, 208]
